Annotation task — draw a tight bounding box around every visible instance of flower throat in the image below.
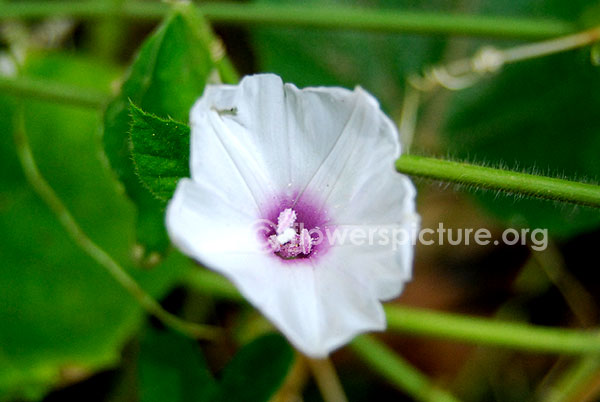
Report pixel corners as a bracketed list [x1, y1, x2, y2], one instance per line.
[268, 208, 313, 259]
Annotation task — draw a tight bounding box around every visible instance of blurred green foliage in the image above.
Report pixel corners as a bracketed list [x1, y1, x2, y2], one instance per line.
[1, 0, 600, 401]
[139, 329, 293, 402]
[212, 334, 294, 402]
[445, 49, 600, 236]
[0, 52, 190, 401]
[138, 326, 217, 402]
[252, 0, 448, 112]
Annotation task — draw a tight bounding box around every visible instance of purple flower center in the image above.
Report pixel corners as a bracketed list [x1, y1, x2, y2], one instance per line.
[258, 194, 331, 262]
[267, 208, 313, 258]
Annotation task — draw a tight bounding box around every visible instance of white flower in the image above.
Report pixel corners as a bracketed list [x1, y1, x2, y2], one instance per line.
[166, 74, 419, 357]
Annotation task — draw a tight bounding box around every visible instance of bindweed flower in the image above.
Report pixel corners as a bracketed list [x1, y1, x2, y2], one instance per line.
[166, 74, 419, 357]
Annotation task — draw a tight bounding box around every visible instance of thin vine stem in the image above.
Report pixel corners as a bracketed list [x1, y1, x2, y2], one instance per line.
[0, 1, 575, 40]
[385, 305, 600, 355]
[409, 25, 600, 92]
[13, 107, 218, 340]
[401, 25, 600, 149]
[396, 155, 600, 209]
[351, 336, 461, 402]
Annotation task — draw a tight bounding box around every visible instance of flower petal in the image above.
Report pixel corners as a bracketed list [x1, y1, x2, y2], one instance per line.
[188, 104, 274, 214]
[166, 179, 260, 257]
[291, 85, 418, 301]
[190, 74, 364, 205]
[298, 87, 412, 221]
[171, 74, 420, 357]
[182, 248, 385, 357]
[168, 180, 387, 356]
[325, 221, 418, 301]
[312, 257, 387, 350]
[325, 170, 419, 301]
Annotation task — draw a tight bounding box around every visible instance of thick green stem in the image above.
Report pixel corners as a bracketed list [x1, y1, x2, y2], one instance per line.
[396, 155, 600, 208]
[351, 336, 461, 402]
[0, 1, 575, 39]
[385, 306, 600, 355]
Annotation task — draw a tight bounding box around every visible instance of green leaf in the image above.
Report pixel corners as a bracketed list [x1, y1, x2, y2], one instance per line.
[137, 330, 293, 402]
[129, 103, 190, 202]
[444, 49, 600, 237]
[102, 5, 234, 257]
[214, 333, 294, 402]
[0, 52, 192, 401]
[139, 326, 217, 402]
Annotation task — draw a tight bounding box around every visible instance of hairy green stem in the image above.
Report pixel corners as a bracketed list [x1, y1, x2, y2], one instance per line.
[6, 79, 598, 210]
[385, 306, 600, 355]
[396, 155, 600, 208]
[3, 75, 598, 211]
[13, 108, 217, 340]
[351, 336, 461, 402]
[0, 1, 575, 39]
[4, 80, 598, 211]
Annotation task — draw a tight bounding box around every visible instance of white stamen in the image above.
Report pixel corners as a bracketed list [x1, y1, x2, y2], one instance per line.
[277, 208, 296, 235]
[268, 235, 281, 252]
[299, 228, 312, 254]
[276, 227, 296, 245]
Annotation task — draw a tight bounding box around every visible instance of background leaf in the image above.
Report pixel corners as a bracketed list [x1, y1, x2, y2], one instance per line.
[129, 103, 190, 202]
[251, 0, 449, 113]
[2, 1, 600, 401]
[417, 0, 600, 238]
[443, 49, 600, 237]
[0, 52, 191, 401]
[138, 326, 217, 402]
[214, 333, 294, 402]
